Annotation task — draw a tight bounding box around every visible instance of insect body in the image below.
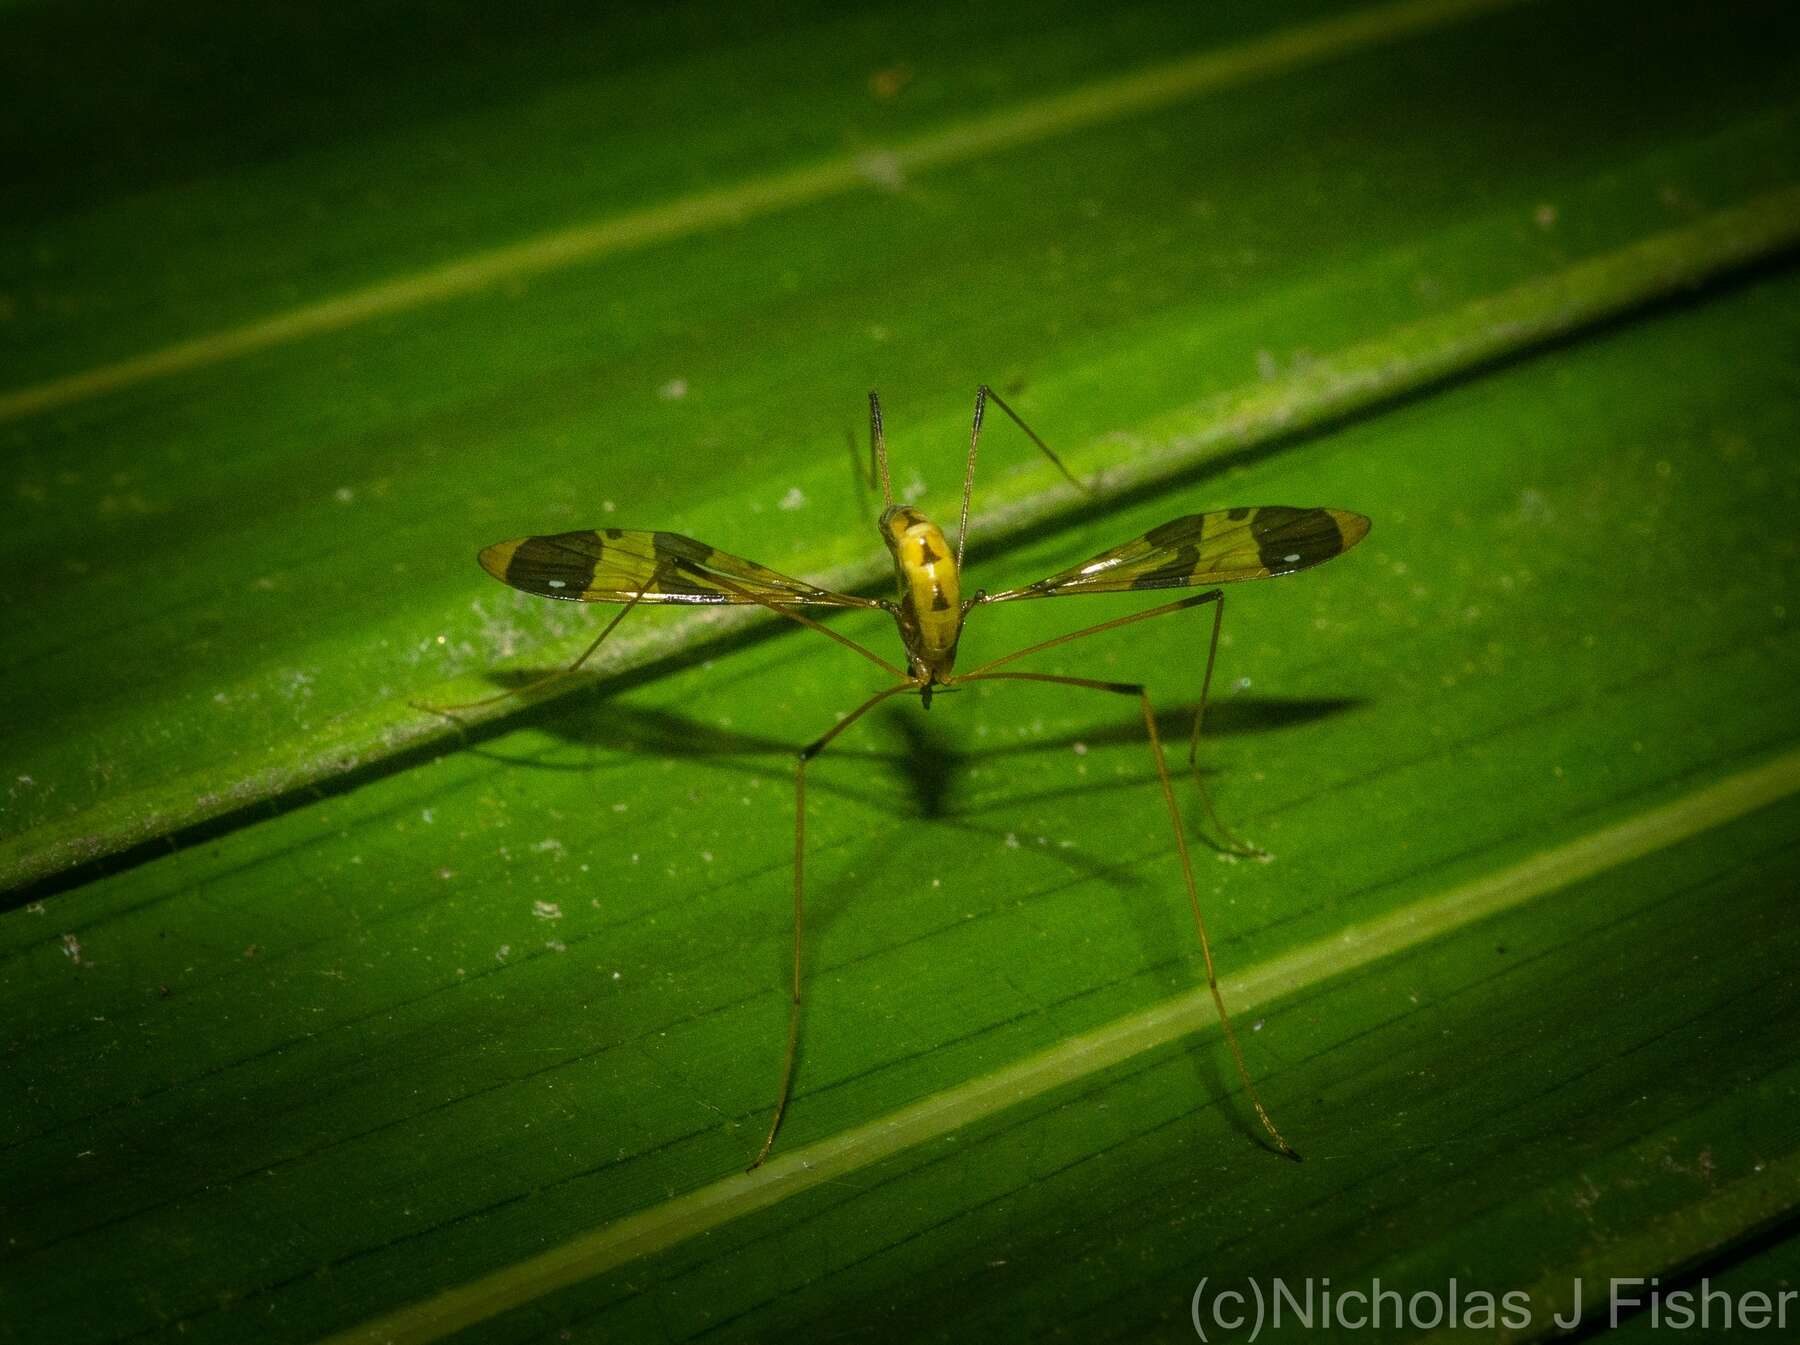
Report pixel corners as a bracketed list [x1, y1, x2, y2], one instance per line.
[882, 505, 961, 697]
[443, 387, 1369, 1168]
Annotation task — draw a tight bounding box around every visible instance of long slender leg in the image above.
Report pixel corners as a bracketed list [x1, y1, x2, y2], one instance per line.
[960, 590, 1218, 678]
[753, 678, 919, 1168]
[418, 569, 906, 719]
[1180, 590, 1261, 854]
[737, 596, 907, 680]
[414, 582, 659, 715]
[954, 385, 1089, 572]
[957, 590, 1258, 855]
[957, 669, 1299, 1161]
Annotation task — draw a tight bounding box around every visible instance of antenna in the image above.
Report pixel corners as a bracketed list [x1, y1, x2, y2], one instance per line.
[868, 390, 894, 507]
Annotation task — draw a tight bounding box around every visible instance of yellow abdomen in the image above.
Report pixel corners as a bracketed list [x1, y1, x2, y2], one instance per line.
[881, 506, 962, 680]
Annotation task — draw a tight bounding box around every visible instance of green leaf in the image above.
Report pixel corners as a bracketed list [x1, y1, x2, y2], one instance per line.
[4, 1, 1799, 1342]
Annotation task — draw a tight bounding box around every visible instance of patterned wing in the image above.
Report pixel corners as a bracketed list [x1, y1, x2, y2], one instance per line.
[478, 529, 880, 607]
[985, 506, 1369, 601]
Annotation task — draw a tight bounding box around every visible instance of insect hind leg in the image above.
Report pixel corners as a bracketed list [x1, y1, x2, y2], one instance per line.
[1183, 590, 1263, 859]
[753, 678, 917, 1169]
[955, 667, 1299, 1161]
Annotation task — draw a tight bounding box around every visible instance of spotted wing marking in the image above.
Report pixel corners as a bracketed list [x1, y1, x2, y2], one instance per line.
[478, 529, 881, 608]
[985, 506, 1371, 601]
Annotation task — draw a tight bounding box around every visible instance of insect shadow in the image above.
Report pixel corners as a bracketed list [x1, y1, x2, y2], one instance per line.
[871, 694, 1361, 822]
[455, 678, 1358, 834]
[462, 686, 1360, 970]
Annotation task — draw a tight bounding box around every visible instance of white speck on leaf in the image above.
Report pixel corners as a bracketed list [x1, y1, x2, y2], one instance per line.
[778, 487, 807, 511]
[1515, 487, 1553, 524]
[532, 901, 563, 921]
[855, 150, 906, 192]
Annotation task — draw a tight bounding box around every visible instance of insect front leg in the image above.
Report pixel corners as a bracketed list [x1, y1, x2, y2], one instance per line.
[953, 385, 1089, 572]
[413, 573, 664, 717]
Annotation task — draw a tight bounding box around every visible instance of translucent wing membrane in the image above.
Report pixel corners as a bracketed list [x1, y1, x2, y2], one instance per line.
[479, 529, 881, 608]
[986, 506, 1370, 601]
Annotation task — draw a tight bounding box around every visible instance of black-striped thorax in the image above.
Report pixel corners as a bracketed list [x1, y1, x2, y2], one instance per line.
[880, 505, 962, 684]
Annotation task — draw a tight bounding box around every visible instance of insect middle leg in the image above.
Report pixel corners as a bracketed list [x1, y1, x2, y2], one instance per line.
[753, 678, 918, 1169]
[954, 666, 1300, 1161]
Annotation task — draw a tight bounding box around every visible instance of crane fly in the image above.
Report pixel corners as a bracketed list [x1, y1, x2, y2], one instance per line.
[430, 387, 1369, 1168]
